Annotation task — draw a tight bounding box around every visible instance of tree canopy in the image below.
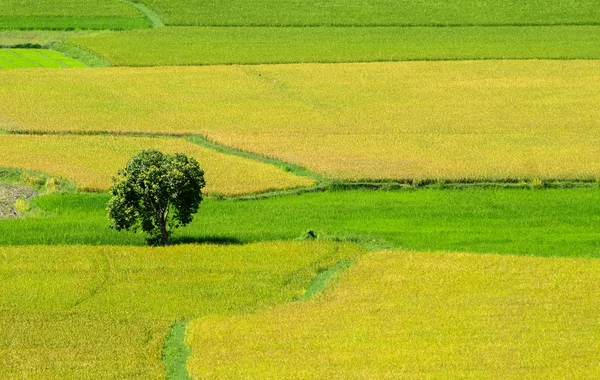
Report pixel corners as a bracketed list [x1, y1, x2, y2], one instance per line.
[108, 150, 205, 245]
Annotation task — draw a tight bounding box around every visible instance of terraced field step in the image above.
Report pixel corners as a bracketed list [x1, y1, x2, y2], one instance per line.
[0, 48, 87, 68]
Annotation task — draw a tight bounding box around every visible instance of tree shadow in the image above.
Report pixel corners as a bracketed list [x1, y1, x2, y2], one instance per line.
[170, 235, 245, 246]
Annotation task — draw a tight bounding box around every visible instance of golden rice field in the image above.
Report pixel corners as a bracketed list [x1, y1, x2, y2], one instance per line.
[0, 61, 598, 180]
[187, 250, 600, 378]
[0, 134, 312, 193]
[0, 242, 364, 378]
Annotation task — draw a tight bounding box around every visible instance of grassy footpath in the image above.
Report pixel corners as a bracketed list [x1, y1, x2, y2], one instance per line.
[132, 0, 600, 26]
[188, 250, 600, 378]
[1, 189, 598, 258]
[68, 25, 600, 66]
[0, 242, 362, 378]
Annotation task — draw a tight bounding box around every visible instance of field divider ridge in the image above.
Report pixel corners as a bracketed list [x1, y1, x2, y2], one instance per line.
[3, 130, 599, 200]
[49, 42, 110, 67]
[117, 0, 164, 28]
[163, 22, 600, 28]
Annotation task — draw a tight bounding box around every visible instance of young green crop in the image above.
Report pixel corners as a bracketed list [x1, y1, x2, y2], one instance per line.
[67, 25, 600, 66]
[1, 189, 599, 258]
[188, 250, 600, 378]
[132, 0, 600, 26]
[0, 0, 150, 30]
[0, 48, 87, 68]
[0, 242, 364, 378]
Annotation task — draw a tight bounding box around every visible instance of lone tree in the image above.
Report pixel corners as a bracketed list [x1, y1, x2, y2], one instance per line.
[108, 150, 205, 246]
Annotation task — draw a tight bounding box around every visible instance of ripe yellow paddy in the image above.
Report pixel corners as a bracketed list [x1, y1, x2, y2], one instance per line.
[0, 60, 599, 180]
[0, 134, 312, 193]
[0, 242, 363, 378]
[187, 251, 600, 378]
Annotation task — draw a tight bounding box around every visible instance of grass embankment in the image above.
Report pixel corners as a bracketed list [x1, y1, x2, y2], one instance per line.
[1, 189, 599, 258]
[0, 134, 312, 194]
[188, 250, 600, 378]
[0, 242, 363, 378]
[0, 0, 150, 30]
[67, 25, 600, 66]
[0, 61, 598, 181]
[0, 48, 87, 68]
[0, 30, 103, 46]
[131, 0, 600, 26]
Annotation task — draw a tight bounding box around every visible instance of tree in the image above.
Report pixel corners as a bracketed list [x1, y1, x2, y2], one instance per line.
[108, 150, 205, 246]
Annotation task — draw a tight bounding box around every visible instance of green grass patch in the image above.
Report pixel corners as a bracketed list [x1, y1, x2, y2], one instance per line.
[132, 0, 600, 26]
[298, 259, 355, 302]
[163, 321, 191, 380]
[68, 25, 600, 66]
[0, 242, 362, 378]
[0, 48, 87, 68]
[49, 42, 110, 67]
[0, 167, 75, 193]
[1, 189, 599, 258]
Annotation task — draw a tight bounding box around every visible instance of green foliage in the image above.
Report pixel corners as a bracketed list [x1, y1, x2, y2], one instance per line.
[68, 25, 600, 66]
[108, 150, 205, 245]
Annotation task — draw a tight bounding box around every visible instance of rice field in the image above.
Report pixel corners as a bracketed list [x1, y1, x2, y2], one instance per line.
[0, 134, 313, 193]
[0, 61, 598, 181]
[0, 48, 87, 68]
[187, 250, 600, 378]
[67, 25, 600, 67]
[0, 0, 150, 30]
[132, 0, 600, 26]
[1, 0, 599, 377]
[0, 242, 362, 378]
[3, 189, 600, 259]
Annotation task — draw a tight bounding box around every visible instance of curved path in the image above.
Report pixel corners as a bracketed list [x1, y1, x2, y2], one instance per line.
[118, 0, 164, 28]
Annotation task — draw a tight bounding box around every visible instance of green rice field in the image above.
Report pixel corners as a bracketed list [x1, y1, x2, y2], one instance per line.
[0, 0, 150, 30]
[1, 0, 599, 378]
[131, 0, 600, 26]
[68, 25, 600, 66]
[0, 48, 86, 68]
[1, 189, 599, 259]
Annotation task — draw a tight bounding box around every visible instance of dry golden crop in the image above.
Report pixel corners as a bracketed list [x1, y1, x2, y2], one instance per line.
[0, 134, 312, 193]
[187, 250, 600, 378]
[0, 61, 598, 180]
[0, 242, 364, 378]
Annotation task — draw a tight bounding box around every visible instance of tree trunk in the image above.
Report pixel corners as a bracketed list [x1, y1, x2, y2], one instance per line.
[160, 217, 169, 246]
